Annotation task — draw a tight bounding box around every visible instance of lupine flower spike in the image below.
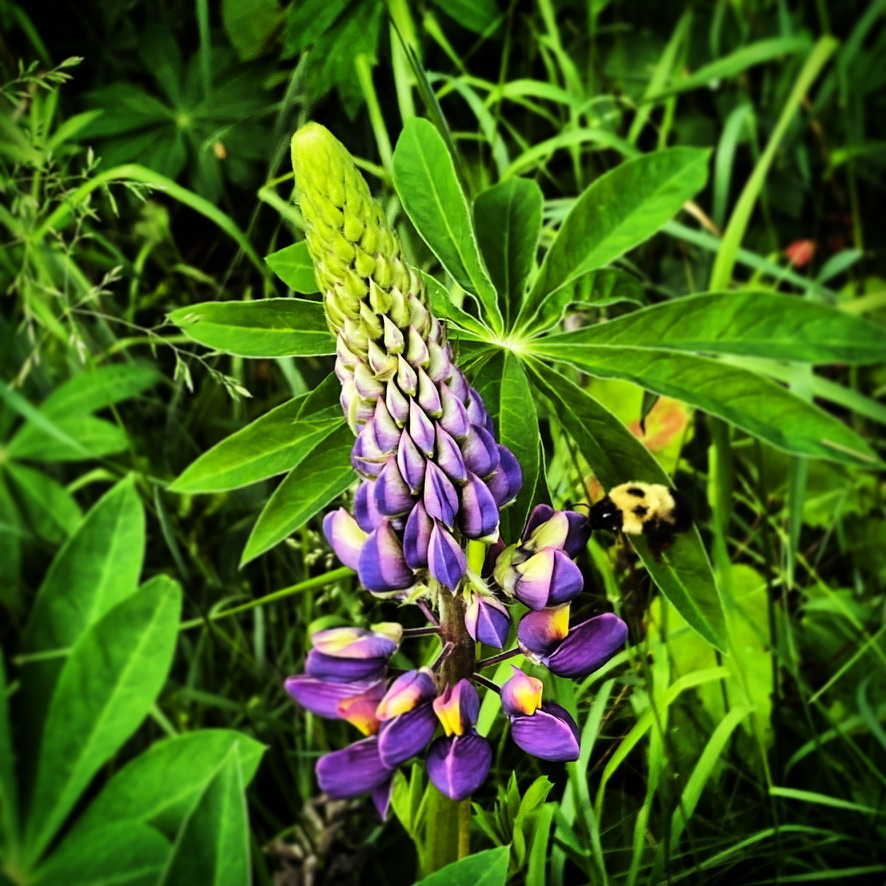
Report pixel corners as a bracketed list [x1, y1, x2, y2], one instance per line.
[284, 124, 629, 808]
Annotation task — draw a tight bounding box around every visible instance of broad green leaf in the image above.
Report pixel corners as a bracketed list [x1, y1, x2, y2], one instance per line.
[39, 364, 162, 419]
[7, 463, 81, 544]
[26, 476, 145, 654]
[297, 370, 347, 422]
[0, 655, 17, 849]
[158, 751, 249, 886]
[30, 822, 169, 886]
[471, 350, 541, 539]
[528, 360, 726, 650]
[393, 118, 502, 331]
[8, 415, 127, 462]
[25, 575, 182, 862]
[265, 241, 320, 294]
[474, 178, 542, 323]
[0, 385, 92, 461]
[521, 148, 709, 327]
[0, 473, 22, 599]
[414, 846, 510, 886]
[170, 396, 345, 494]
[70, 731, 265, 842]
[221, 0, 282, 61]
[428, 0, 500, 33]
[531, 343, 879, 467]
[545, 291, 886, 364]
[241, 422, 355, 564]
[169, 299, 334, 357]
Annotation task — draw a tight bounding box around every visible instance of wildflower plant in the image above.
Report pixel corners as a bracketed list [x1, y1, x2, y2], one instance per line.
[171, 112, 883, 878]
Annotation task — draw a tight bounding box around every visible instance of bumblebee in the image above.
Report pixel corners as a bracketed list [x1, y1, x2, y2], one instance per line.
[588, 482, 692, 556]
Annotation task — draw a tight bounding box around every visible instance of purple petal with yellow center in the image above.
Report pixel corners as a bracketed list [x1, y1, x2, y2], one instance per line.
[409, 399, 436, 456]
[305, 649, 388, 683]
[323, 508, 368, 571]
[460, 425, 501, 478]
[487, 445, 523, 506]
[435, 425, 468, 485]
[544, 612, 629, 679]
[385, 380, 411, 425]
[284, 675, 382, 719]
[464, 594, 510, 649]
[354, 480, 384, 532]
[510, 702, 580, 762]
[522, 504, 556, 540]
[423, 462, 459, 529]
[373, 397, 402, 450]
[374, 459, 414, 518]
[500, 666, 543, 717]
[403, 501, 433, 570]
[439, 384, 471, 439]
[337, 680, 387, 735]
[377, 668, 437, 720]
[358, 521, 415, 594]
[311, 623, 402, 658]
[459, 472, 500, 540]
[518, 605, 570, 657]
[316, 736, 393, 799]
[427, 732, 492, 801]
[397, 430, 426, 494]
[427, 522, 467, 590]
[432, 679, 479, 736]
[416, 368, 442, 416]
[378, 701, 438, 767]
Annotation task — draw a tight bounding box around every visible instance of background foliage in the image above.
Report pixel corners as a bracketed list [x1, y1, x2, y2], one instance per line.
[1, 0, 885, 883]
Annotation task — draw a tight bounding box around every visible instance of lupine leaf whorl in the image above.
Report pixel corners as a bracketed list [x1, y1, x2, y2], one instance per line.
[291, 123, 426, 345]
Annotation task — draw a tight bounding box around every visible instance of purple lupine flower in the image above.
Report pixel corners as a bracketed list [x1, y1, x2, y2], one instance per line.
[377, 668, 439, 767]
[427, 680, 492, 801]
[464, 593, 511, 649]
[501, 666, 580, 762]
[285, 675, 384, 719]
[304, 623, 402, 683]
[518, 607, 628, 678]
[316, 735, 394, 799]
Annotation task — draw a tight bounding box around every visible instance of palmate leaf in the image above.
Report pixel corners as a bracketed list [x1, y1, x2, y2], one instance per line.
[157, 751, 250, 886]
[519, 147, 710, 329]
[528, 360, 726, 651]
[169, 299, 334, 357]
[530, 341, 879, 467]
[24, 575, 182, 864]
[474, 177, 542, 324]
[393, 118, 503, 332]
[546, 290, 886, 364]
[240, 421, 354, 564]
[69, 731, 265, 843]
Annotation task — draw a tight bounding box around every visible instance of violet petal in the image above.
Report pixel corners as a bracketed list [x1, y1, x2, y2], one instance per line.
[510, 703, 581, 762]
[426, 732, 492, 801]
[358, 522, 415, 593]
[316, 736, 393, 799]
[427, 522, 467, 591]
[378, 702, 439, 767]
[459, 472, 500, 540]
[544, 612, 629, 678]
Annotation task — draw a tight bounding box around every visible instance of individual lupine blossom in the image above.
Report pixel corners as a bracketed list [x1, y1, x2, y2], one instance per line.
[292, 123, 522, 599]
[284, 123, 630, 808]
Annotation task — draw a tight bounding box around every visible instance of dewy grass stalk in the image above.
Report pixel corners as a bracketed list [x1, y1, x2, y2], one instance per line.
[284, 123, 628, 870]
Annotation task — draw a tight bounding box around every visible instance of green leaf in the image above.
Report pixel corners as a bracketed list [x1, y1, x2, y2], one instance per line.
[521, 148, 709, 327]
[528, 361, 726, 650]
[470, 350, 541, 538]
[25, 476, 145, 655]
[25, 575, 182, 863]
[8, 415, 127, 462]
[533, 268, 645, 332]
[39, 364, 162, 419]
[530, 343, 879, 467]
[414, 845, 510, 886]
[393, 118, 502, 330]
[421, 271, 491, 340]
[169, 299, 334, 357]
[71, 731, 265, 842]
[158, 751, 250, 886]
[30, 822, 169, 886]
[428, 0, 500, 33]
[240, 422, 354, 564]
[169, 397, 344, 494]
[265, 242, 320, 294]
[6, 463, 81, 544]
[474, 178, 542, 324]
[546, 291, 886, 364]
[0, 655, 17, 849]
[222, 0, 282, 61]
